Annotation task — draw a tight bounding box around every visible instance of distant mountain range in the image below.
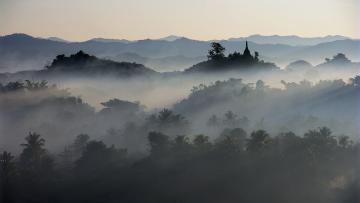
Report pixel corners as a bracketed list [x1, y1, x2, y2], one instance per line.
[44, 34, 351, 46]
[0, 33, 359, 72]
[157, 35, 183, 42]
[228, 35, 350, 46]
[46, 37, 69, 43]
[1, 50, 358, 83]
[88, 38, 132, 44]
[46, 35, 183, 43]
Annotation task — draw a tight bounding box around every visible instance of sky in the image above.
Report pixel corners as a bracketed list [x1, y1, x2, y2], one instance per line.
[0, 0, 359, 41]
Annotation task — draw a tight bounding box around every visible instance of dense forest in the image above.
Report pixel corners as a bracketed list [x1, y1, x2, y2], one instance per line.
[0, 125, 359, 203]
[0, 76, 359, 203]
[1, 0, 359, 202]
[0, 42, 359, 203]
[44, 51, 158, 77]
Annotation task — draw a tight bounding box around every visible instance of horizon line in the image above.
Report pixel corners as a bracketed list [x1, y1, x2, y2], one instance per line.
[0, 32, 357, 43]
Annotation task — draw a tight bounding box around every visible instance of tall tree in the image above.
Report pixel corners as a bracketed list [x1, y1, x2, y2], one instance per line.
[207, 42, 226, 61]
[19, 132, 53, 175]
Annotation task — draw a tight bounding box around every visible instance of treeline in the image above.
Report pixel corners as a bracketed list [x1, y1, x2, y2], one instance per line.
[1, 77, 360, 153]
[43, 51, 158, 77]
[1, 127, 359, 203]
[174, 76, 360, 137]
[186, 42, 277, 72]
[0, 80, 50, 93]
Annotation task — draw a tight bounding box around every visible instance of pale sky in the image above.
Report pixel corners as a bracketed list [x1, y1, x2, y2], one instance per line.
[0, 0, 359, 41]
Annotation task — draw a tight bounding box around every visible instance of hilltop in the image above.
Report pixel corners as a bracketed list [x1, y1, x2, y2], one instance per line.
[1, 33, 359, 72]
[185, 42, 278, 73]
[45, 51, 157, 76]
[0, 51, 159, 81]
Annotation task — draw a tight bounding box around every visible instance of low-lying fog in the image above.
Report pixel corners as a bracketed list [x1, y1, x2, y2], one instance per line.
[55, 67, 359, 110]
[1, 64, 359, 154]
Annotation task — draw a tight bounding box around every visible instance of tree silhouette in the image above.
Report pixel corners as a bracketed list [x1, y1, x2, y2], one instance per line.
[322, 53, 351, 65]
[148, 131, 171, 156]
[186, 40, 279, 73]
[254, 51, 259, 61]
[338, 135, 352, 149]
[0, 81, 25, 92]
[18, 132, 54, 179]
[223, 111, 239, 127]
[19, 132, 46, 169]
[0, 124, 358, 203]
[24, 80, 48, 91]
[215, 128, 247, 156]
[246, 130, 270, 153]
[72, 134, 90, 155]
[207, 42, 225, 61]
[193, 134, 212, 153]
[17, 133, 54, 203]
[147, 109, 189, 135]
[303, 127, 337, 161]
[76, 140, 127, 174]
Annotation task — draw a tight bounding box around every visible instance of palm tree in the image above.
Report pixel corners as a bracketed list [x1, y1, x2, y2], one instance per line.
[21, 132, 45, 153]
[19, 132, 46, 169]
[21, 132, 45, 147]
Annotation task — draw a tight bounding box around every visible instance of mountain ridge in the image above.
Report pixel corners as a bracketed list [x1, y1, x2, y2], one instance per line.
[0, 33, 359, 72]
[228, 34, 350, 46]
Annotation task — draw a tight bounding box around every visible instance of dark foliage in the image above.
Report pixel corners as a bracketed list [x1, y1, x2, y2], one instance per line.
[186, 42, 278, 73]
[0, 77, 359, 203]
[0, 127, 358, 203]
[44, 50, 158, 77]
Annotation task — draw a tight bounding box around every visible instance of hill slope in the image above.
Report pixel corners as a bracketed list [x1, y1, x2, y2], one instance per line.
[0, 34, 359, 72]
[0, 51, 159, 81]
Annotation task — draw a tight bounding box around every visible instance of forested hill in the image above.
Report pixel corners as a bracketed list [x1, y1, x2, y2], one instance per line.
[1, 33, 359, 72]
[0, 51, 160, 80]
[45, 51, 158, 76]
[185, 56, 278, 73]
[185, 42, 279, 73]
[173, 77, 360, 136]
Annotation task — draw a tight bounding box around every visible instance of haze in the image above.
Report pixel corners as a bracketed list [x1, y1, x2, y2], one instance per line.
[1, 1, 360, 202]
[1, 0, 359, 41]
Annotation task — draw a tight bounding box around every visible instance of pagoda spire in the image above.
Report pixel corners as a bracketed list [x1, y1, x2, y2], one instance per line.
[243, 40, 251, 57]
